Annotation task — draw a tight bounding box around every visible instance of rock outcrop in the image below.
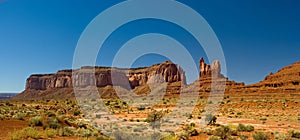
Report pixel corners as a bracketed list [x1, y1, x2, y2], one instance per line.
[14, 57, 300, 100]
[198, 58, 245, 92]
[24, 61, 186, 91]
[245, 61, 300, 92]
[199, 58, 222, 78]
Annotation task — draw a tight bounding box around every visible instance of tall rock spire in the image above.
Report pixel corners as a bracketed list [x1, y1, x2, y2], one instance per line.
[199, 57, 221, 78]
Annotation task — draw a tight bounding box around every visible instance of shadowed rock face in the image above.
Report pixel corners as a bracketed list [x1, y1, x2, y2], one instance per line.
[25, 61, 186, 90]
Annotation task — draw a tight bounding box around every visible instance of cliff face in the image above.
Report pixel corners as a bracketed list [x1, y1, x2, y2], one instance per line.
[25, 61, 186, 91]
[15, 57, 300, 100]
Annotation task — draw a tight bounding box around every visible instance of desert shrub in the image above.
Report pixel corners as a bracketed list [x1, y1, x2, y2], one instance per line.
[160, 134, 176, 140]
[246, 125, 254, 132]
[5, 102, 13, 106]
[76, 128, 92, 137]
[96, 114, 101, 119]
[145, 110, 164, 129]
[214, 125, 233, 140]
[183, 123, 198, 136]
[13, 113, 26, 120]
[237, 124, 254, 132]
[260, 118, 267, 124]
[137, 106, 145, 111]
[289, 130, 300, 139]
[209, 136, 221, 140]
[0, 114, 4, 120]
[10, 130, 23, 140]
[46, 111, 56, 117]
[252, 132, 269, 140]
[60, 126, 76, 136]
[240, 135, 249, 140]
[28, 116, 43, 126]
[205, 113, 217, 125]
[275, 132, 289, 140]
[204, 128, 214, 135]
[176, 131, 190, 140]
[186, 113, 193, 119]
[23, 127, 43, 139]
[47, 118, 60, 129]
[56, 115, 66, 123]
[45, 128, 57, 138]
[35, 105, 40, 110]
[10, 127, 43, 140]
[73, 110, 81, 116]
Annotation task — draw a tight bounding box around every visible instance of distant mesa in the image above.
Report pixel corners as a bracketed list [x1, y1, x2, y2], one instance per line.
[24, 60, 186, 91]
[0, 93, 18, 100]
[12, 58, 300, 100]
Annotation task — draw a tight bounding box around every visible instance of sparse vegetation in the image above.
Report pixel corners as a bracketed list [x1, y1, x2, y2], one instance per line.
[237, 123, 255, 132]
[289, 129, 300, 139]
[0, 91, 299, 140]
[28, 116, 43, 126]
[10, 127, 43, 140]
[214, 125, 233, 140]
[252, 132, 270, 140]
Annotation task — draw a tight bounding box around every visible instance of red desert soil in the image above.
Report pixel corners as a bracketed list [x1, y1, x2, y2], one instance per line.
[0, 119, 28, 140]
[0, 119, 90, 140]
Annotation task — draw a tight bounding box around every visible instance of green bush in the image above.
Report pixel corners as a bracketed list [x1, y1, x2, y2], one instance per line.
[28, 116, 43, 126]
[0, 114, 4, 120]
[145, 110, 164, 129]
[47, 118, 60, 129]
[13, 113, 26, 120]
[275, 132, 288, 140]
[76, 128, 92, 137]
[209, 136, 221, 140]
[289, 130, 300, 139]
[46, 111, 56, 117]
[45, 129, 57, 138]
[10, 127, 43, 140]
[237, 124, 254, 132]
[24, 127, 43, 139]
[214, 125, 233, 140]
[137, 106, 146, 111]
[252, 132, 269, 140]
[160, 133, 176, 140]
[60, 127, 76, 136]
[10, 130, 23, 140]
[240, 135, 249, 140]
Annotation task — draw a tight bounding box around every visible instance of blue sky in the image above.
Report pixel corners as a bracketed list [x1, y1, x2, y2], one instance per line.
[0, 0, 300, 93]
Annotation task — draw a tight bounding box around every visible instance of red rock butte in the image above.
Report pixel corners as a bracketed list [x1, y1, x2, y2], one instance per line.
[12, 58, 300, 100]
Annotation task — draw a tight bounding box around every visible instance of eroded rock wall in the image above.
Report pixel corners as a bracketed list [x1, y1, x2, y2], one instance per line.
[25, 61, 186, 90]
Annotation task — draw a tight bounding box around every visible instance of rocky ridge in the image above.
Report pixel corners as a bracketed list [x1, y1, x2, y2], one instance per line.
[25, 61, 185, 91]
[13, 61, 186, 100]
[12, 58, 300, 100]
